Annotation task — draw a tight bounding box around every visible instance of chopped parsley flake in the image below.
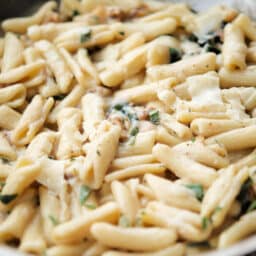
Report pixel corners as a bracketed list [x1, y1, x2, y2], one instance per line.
[119, 31, 125, 36]
[53, 94, 66, 101]
[96, 150, 101, 156]
[79, 185, 91, 205]
[130, 126, 139, 137]
[214, 206, 223, 214]
[80, 30, 92, 43]
[72, 9, 80, 17]
[1, 158, 10, 165]
[118, 215, 130, 227]
[191, 137, 196, 143]
[85, 203, 96, 210]
[0, 194, 17, 204]
[149, 110, 160, 125]
[201, 217, 211, 230]
[247, 200, 256, 212]
[169, 48, 181, 63]
[185, 184, 204, 201]
[48, 215, 59, 226]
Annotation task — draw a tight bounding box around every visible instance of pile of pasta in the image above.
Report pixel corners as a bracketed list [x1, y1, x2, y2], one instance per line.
[0, 0, 256, 255]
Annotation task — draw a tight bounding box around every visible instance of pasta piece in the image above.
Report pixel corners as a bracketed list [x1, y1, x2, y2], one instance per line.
[0, 83, 26, 108]
[219, 211, 256, 248]
[234, 13, 256, 41]
[39, 186, 61, 245]
[0, 201, 36, 240]
[54, 26, 116, 52]
[77, 48, 100, 83]
[83, 242, 108, 256]
[0, 132, 17, 161]
[205, 125, 256, 151]
[160, 113, 192, 139]
[12, 95, 54, 145]
[2, 1, 57, 33]
[100, 37, 177, 87]
[201, 166, 249, 228]
[113, 78, 176, 104]
[117, 131, 156, 157]
[26, 131, 57, 159]
[52, 202, 120, 243]
[145, 201, 211, 242]
[112, 18, 177, 41]
[37, 157, 65, 195]
[20, 211, 46, 254]
[82, 93, 105, 141]
[110, 154, 156, 170]
[0, 105, 20, 130]
[35, 40, 73, 93]
[222, 23, 247, 70]
[153, 144, 217, 187]
[56, 108, 83, 159]
[190, 118, 256, 137]
[111, 180, 139, 224]
[155, 126, 183, 147]
[147, 53, 216, 83]
[2, 158, 41, 198]
[102, 244, 185, 256]
[144, 174, 201, 212]
[46, 243, 90, 256]
[172, 141, 229, 169]
[105, 163, 166, 183]
[48, 84, 86, 123]
[80, 121, 121, 189]
[91, 222, 177, 252]
[2, 32, 24, 72]
[0, 60, 45, 84]
[219, 66, 256, 88]
[60, 47, 92, 89]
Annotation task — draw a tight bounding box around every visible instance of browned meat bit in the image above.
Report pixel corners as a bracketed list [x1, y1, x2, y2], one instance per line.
[126, 4, 150, 19]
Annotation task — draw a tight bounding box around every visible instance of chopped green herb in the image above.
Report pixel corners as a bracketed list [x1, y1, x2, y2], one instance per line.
[187, 241, 210, 248]
[237, 178, 255, 214]
[118, 215, 130, 227]
[53, 94, 66, 101]
[96, 150, 101, 156]
[191, 137, 196, 143]
[189, 8, 198, 14]
[119, 31, 125, 36]
[85, 203, 96, 210]
[130, 126, 139, 136]
[70, 157, 76, 162]
[0, 194, 17, 204]
[214, 206, 222, 214]
[48, 215, 59, 226]
[113, 103, 124, 111]
[149, 110, 160, 125]
[0, 181, 5, 187]
[185, 184, 204, 201]
[188, 33, 198, 42]
[205, 44, 221, 54]
[80, 30, 92, 43]
[128, 136, 136, 146]
[201, 217, 211, 230]
[72, 9, 80, 16]
[169, 48, 181, 63]
[79, 185, 91, 205]
[1, 158, 10, 164]
[247, 200, 256, 212]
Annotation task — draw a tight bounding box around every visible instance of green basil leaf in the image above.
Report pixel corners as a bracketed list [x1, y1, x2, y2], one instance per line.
[79, 185, 91, 205]
[185, 184, 204, 201]
[0, 194, 17, 204]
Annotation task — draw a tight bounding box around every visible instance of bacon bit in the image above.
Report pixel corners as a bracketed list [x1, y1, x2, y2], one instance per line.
[126, 4, 150, 19]
[43, 12, 60, 24]
[108, 7, 126, 21]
